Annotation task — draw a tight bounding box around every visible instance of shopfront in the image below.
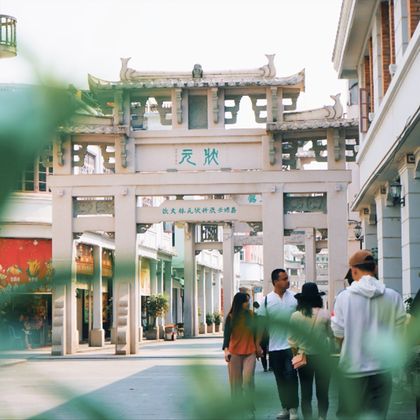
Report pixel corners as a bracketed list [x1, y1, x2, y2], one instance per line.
[0, 238, 53, 349]
[75, 244, 114, 343]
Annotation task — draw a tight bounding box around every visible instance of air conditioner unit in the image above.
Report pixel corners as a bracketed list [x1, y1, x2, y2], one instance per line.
[368, 112, 375, 122]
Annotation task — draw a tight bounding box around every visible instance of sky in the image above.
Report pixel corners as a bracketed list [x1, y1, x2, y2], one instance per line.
[1, 0, 347, 111]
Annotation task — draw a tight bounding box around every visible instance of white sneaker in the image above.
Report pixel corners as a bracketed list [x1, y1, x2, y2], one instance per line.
[289, 408, 298, 420]
[276, 409, 289, 419]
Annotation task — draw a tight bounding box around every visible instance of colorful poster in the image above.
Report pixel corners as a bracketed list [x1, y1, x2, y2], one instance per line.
[0, 239, 53, 288]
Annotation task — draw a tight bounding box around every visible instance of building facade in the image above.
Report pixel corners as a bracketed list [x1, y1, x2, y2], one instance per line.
[333, 0, 420, 299]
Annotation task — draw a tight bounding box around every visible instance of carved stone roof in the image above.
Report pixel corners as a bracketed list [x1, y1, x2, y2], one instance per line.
[267, 118, 359, 132]
[59, 124, 127, 135]
[88, 70, 305, 91]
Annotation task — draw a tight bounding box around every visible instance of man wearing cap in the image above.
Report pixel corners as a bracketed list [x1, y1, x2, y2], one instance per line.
[331, 250, 406, 418]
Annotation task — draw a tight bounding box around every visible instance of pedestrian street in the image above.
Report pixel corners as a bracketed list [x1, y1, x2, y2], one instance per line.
[0, 337, 416, 419]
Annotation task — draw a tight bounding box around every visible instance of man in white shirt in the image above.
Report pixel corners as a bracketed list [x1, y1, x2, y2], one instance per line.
[258, 269, 298, 420]
[331, 250, 406, 418]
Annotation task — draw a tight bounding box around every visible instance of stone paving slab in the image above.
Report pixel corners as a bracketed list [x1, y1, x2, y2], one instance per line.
[0, 337, 417, 419]
[0, 358, 26, 368]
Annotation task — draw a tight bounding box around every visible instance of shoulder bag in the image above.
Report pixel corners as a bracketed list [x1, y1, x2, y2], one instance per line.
[291, 309, 319, 369]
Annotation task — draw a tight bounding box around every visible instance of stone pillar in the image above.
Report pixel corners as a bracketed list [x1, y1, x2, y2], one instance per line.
[150, 260, 158, 295]
[327, 183, 348, 310]
[213, 271, 222, 313]
[114, 187, 138, 355]
[90, 246, 105, 347]
[399, 164, 420, 297]
[177, 288, 183, 324]
[262, 189, 284, 294]
[164, 261, 173, 325]
[223, 223, 235, 319]
[184, 223, 198, 337]
[327, 129, 346, 170]
[361, 211, 378, 252]
[305, 228, 317, 282]
[198, 267, 206, 333]
[111, 276, 117, 344]
[158, 260, 164, 294]
[205, 269, 214, 333]
[157, 260, 165, 330]
[375, 192, 402, 294]
[51, 187, 78, 356]
[138, 257, 143, 341]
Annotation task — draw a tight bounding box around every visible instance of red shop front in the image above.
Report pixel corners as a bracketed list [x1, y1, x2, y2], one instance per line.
[0, 238, 53, 349]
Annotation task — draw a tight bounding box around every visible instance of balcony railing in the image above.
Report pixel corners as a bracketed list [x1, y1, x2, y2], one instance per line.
[0, 15, 17, 58]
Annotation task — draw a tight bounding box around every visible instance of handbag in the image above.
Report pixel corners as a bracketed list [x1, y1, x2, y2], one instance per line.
[292, 352, 307, 369]
[291, 309, 319, 370]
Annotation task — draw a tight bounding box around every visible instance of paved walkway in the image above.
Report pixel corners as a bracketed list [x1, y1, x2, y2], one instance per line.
[0, 337, 417, 419]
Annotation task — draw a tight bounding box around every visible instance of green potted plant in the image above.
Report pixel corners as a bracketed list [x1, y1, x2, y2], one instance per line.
[213, 311, 222, 332]
[145, 294, 168, 340]
[206, 313, 214, 333]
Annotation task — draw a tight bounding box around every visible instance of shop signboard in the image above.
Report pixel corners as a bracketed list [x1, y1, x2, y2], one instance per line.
[75, 244, 94, 276]
[0, 239, 53, 289]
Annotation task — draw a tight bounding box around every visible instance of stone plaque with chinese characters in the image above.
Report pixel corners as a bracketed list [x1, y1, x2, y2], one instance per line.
[136, 199, 262, 223]
[135, 142, 262, 172]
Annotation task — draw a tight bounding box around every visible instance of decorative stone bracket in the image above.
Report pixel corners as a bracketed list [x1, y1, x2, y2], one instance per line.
[156, 97, 172, 126]
[224, 96, 240, 125]
[248, 222, 263, 235]
[137, 223, 153, 234]
[271, 87, 278, 123]
[211, 88, 219, 124]
[55, 134, 67, 167]
[234, 246, 243, 254]
[119, 135, 128, 168]
[269, 137, 276, 165]
[40, 144, 53, 168]
[250, 95, 267, 124]
[175, 89, 183, 125]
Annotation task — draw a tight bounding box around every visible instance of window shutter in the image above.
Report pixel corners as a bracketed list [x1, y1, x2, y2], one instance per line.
[360, 88, 369, 133]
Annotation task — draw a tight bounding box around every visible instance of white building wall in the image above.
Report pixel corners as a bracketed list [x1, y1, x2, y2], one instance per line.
[358, 29, 420, 189]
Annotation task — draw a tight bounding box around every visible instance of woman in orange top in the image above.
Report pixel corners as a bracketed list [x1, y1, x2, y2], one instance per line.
[223, 292, 258, 418]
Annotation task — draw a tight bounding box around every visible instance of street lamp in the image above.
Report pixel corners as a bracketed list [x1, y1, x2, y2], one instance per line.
[348, 219, 363, 249]
[389, 180, 404, 206]
[353, 223, 362, 239]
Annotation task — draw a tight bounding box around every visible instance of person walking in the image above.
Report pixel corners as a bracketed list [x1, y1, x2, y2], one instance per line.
[288, 282, 332, 420]
[223, 292, 258, 419]
[258, 268, 299, 420]
[332, 250, 406, 419]
[253, 301, 270, 372]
